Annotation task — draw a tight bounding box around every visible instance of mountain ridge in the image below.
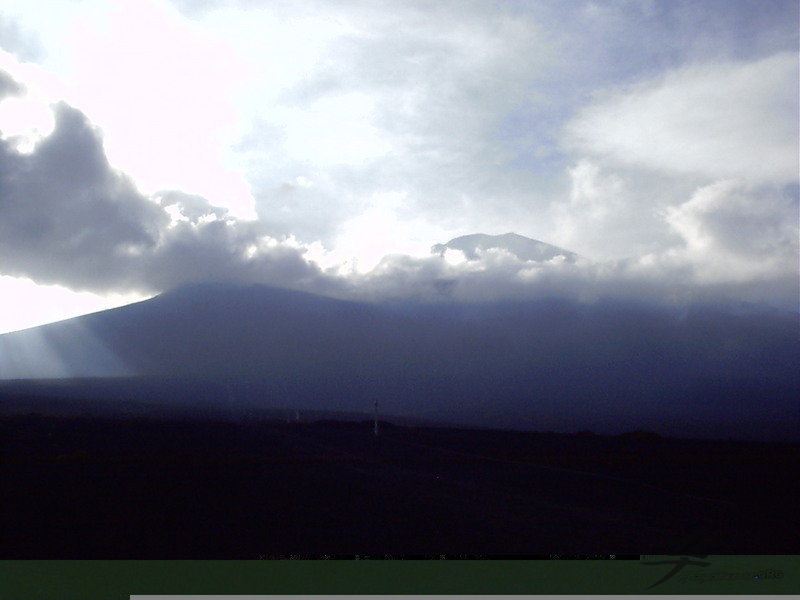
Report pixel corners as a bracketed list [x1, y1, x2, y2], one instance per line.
[431, 232, 580, 263]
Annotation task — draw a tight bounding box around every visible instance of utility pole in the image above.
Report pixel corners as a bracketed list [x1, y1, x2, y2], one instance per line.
[373, 399, 379, 437]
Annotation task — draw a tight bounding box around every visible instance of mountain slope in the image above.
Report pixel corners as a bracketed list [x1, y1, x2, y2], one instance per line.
[1, 281, 798, 441]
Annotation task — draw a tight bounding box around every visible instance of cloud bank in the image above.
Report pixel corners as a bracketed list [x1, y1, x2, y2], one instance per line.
[0, 81, 796, 314]
[565, 52, 799, 184]
[0, 0, 797, 317]
[0, 98, 333, 296]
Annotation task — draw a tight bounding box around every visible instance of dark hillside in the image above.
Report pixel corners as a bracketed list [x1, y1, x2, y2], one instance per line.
[1, 283, 798, 441]
[2, 413, 797, 558]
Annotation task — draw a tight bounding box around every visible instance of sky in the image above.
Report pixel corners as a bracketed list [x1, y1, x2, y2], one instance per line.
[0, 0, 797, 333]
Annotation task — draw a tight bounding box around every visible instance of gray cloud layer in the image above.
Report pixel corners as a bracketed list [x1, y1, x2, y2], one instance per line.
[0, 99, 332, 296]
[1, 0, 798, 323]
[158, 0, 800, 281]
[0, 88, 797, 314]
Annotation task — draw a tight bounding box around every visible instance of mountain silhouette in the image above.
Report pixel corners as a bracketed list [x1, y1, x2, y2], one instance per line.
[1, 280, 798, 441]
[431, 232, 580, 262]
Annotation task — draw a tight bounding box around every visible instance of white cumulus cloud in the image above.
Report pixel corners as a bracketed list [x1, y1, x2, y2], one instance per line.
[564, 51, 799, 184]
[665, 179, 799, 283]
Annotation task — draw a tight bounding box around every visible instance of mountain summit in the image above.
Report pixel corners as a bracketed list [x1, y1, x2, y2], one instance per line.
[431, 233, 580, 263]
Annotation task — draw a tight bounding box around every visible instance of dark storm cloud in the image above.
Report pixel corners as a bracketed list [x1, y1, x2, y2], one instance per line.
[0, 102, 165, 290]
[138, 217, 331, 294]
[0, 100, 334, 295]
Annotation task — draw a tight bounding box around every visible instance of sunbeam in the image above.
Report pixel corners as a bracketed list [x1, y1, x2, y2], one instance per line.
[0, 317, 132, 379]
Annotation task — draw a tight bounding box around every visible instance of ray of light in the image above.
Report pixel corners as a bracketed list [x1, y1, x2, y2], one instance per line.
[0, 317, 132, 380]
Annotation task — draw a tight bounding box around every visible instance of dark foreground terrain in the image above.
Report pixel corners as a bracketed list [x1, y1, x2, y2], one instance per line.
[2, 412, 799, 558]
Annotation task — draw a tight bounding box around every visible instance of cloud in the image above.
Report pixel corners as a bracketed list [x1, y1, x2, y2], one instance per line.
[0, 92, 795, 315]
[0, 68, 22, 99]
[664, 179, 799, 283]
[218, 0, 558, 243]
[0, 3, 796, 316]
[349, 198, 798, 310]
[350, 250, 797, 315]
[4, 0, 797, 269]
[156, 190, 229, 224]
[0, 12, 43, 61]
[0, 98, 333, 296]
[564, 51, 799, 184]
[0, 101, 165, 290]
[553, 49, 798, 270]
[169, 0, 799, 264]
[549, 160, 672, 260]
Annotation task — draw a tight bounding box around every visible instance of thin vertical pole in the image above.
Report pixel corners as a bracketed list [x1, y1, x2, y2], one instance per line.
[373, 400, 379, 437]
